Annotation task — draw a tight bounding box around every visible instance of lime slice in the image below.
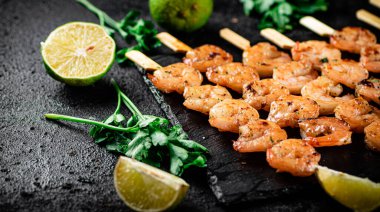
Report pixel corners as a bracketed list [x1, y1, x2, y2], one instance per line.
[114, 156, 189, 211]
[316, 166, 380, 212]
[41, 22, 115, 86]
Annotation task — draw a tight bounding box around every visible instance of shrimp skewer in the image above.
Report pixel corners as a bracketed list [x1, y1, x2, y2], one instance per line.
[300, 16, 377, 54]
[206, 62, 259, 93]
[266, 139, 321, 177]
[220, 28, 291, 77]
[364, 120, 380, 152]
[356, 78, 380, 106]
[156, 32, 233, 72]
[183, 85, 232, 115]
[234, 119, 287, 152]
[243, 79, 290, 112]
[125, 51, 202, 95]
[260, 28, 342, 70]
[267, 95, 320, 128]
[335, 98, 380, 133]
[209, 99, 259, 133]
[299, 117, 352, 147]
[301, 76, 354, 115]
[321, 60, 369, 89]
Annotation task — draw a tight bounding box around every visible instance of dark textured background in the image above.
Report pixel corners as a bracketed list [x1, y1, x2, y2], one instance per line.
[1, 0, 380, 211]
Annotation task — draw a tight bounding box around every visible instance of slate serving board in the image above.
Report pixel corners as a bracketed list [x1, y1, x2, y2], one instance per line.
[1, 0, 380, 211]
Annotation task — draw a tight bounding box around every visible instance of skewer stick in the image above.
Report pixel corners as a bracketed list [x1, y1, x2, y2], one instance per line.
[125, 50, 162, 71]
[156, 32, 193, 53]
[299, 16, 336, 37]
[260, 28, 296, 49]
[356, 9, 380, 30]
[370, 0, 380, 9]
[219, 28, 251, 50]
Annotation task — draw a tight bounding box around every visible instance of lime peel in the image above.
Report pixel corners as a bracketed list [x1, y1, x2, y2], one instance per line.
[316, 166, 380, 212]
[114, 156, 189, 211]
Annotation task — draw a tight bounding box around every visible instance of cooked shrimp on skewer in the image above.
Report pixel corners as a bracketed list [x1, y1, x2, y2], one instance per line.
[273, 61, 318, 94]
[335, 98, 380, 133]
[356, 78, 380, 106]
[360, 44, 380, 73]
[243, 79, 290, 111]
[147, 63, 203, 94]
[299, 117, 352, 147]
[206, 62, 260, 93]
[301, 76, 354, 115]
[291, 40, 341, 70]
[233, 119, 287, 152]
[330, 27, 377, 54]
[183, 44, 233, 72]
[364, 120, 380, 152]
[266, 139, 321, 177]
[183, 85, 232, 115]
[242, 42, 292, 77]
[321, 60, 369, 89]
[209, 99, 259, 133]
[267, 95, 319, 128]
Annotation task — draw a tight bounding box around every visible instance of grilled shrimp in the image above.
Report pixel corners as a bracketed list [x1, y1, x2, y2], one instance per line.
[209, 99, 259, 133]
[242, 42, 292, 77]
[335, 98, 380, 133]
[267, 95, 320, 128]
[233, 119, 287, 152]
[266, 139, 321, 177]
[291, 40, 341, 70]
[243, 79, 290, 111]
[301, 76, 354, 115]
[321, 60, 369, 89]
[330, 27, 377, 54]
[183, 44, 233, 72]
[299, 117, 352, 147]
[356, 78, 380, 106]
[360, 44, 380, 73]
[273, 61, 318, 94]
[364, 120, 380, 152]
[183, 85, 233, 115]
[147, 63, 203, 94]
[206, 62, 260, 93]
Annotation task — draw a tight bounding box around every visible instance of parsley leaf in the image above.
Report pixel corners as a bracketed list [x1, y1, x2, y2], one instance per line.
[240, 0, 328, 32]
[44, 79, 208, 176]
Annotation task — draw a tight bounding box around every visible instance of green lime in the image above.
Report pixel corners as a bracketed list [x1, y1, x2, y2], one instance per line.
[149, 0, 213, 32]
[114, 156, 189, 211]
[41, 22, 115, 86]
[316, 166, 380, 212]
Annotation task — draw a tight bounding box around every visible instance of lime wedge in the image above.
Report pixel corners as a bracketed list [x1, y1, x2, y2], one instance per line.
[41, 22, 115, 86]
[316, 166, 380, 212]
[114, 156, 189, 211]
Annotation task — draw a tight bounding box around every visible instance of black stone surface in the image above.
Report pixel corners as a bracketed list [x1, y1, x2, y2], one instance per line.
[1, 0, 380, 211]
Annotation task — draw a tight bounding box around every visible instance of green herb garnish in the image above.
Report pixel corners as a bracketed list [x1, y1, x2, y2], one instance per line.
[320, 57, 329, 63]
[77, 0, 161, 64]
[240, 0, 328, 32]
[45, 79, 207, 176]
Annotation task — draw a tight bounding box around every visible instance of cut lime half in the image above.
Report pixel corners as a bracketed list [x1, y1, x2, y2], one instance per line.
[316, 166, 380, 212]
[114, 156, 189, 212]
[41, 22, 115, 86]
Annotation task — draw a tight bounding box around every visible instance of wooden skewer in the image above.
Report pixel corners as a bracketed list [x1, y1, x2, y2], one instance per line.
[156, 32, 193, 53]
[356, 9, 380, 30]
[370, 0, 380, 9]
[299, 16, 336, 37]
[125, 50, 162, 71]
[260, 28, 296, 49]
[219, 28, 251, 50]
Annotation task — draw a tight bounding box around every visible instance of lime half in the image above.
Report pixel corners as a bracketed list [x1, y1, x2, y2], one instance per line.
[316, 166, 380, 212]
[41, 22, 115, 86]
[114, 156, 189, 211]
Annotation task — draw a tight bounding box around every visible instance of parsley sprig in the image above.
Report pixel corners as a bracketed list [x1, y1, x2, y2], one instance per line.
[45, 79, 208, 176]
[77, 0, 161, 64]
[240, 0, 328, 32]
